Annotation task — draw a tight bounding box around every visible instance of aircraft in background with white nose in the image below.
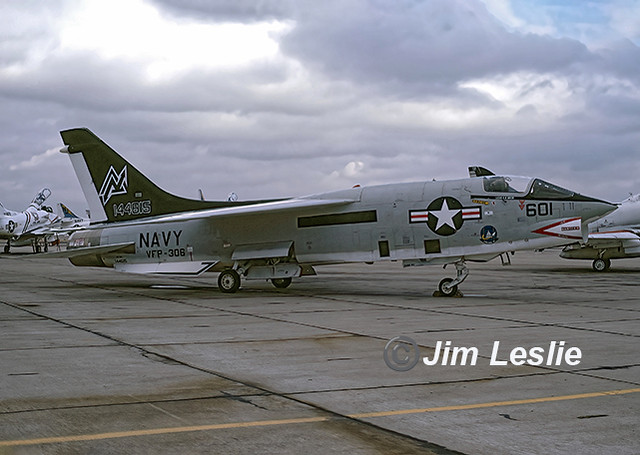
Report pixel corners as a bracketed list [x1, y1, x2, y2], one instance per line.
[561, 193, 640, 271]
[46, 128, 616, 295]
[0, 188, 58, 253]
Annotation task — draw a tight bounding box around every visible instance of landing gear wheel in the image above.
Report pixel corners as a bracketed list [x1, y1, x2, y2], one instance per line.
[592, 258, 610, 272]
[438, 278, 458, 297]
[271, 277, 292, 289]
[3, 244, 9, 254]
[218, 269, 241, 293]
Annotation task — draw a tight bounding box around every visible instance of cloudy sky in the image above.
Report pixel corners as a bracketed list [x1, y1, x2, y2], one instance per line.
[1, 0, 639, 213]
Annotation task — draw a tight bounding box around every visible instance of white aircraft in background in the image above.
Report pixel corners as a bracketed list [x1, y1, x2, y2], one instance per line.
[561, 193, 640, 271]
[46, 203, 91, 250]
[0, 188, 59, 253]
[55, 203, 90, 230]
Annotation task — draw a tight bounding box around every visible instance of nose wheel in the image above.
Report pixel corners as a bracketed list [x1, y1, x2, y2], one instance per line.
[438, 277, 458, 296]
[436, 260, 468, 297]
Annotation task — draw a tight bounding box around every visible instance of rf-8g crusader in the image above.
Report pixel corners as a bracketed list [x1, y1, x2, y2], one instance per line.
[47, 128, 615, 295]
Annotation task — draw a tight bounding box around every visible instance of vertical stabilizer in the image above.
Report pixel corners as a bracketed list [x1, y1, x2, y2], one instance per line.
[59, 203, 80, 219]
[60, 128, 278, 223]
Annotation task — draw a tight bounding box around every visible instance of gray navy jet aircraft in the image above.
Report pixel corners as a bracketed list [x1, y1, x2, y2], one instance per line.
[49, 128, 616, 295]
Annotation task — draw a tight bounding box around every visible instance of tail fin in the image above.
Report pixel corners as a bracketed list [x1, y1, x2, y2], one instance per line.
[60, 128, 275, 223]
[59, 203, 80, 219]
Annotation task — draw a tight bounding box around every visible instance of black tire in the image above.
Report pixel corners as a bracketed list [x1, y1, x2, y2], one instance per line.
[271, 277, 292, 289]
[592, 258, 610, 272]
[438, 277, 457, 297]
[3, 244, 9, 254]
[218, 269, 241, 293]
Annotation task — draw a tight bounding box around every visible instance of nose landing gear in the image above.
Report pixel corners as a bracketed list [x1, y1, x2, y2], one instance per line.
[436, 260, 468, 297]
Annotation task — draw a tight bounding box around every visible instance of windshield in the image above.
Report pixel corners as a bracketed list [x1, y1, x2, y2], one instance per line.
[528, 179, 575, 199]
[483, 176, 531, 194]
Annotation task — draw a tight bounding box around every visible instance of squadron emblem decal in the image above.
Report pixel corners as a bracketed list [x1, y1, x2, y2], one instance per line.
[480, 225, 499, 244]
[98, 165, 128, 206]
[409, 197, 481, 236]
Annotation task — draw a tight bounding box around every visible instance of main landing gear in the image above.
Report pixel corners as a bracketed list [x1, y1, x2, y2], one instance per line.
[436, 260, 469, 297]
[271, 277, 292, 289]
[217, 270, 294, 293]
[218, 269, 241, 293]
[592, 257, 611, 272]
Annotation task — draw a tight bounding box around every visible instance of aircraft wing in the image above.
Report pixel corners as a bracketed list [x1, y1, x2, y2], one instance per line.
[100, 197, 357, 227]
[29, 226, 59, 236]
[45, 225, 88, 234]
[587, 230, 640, 249]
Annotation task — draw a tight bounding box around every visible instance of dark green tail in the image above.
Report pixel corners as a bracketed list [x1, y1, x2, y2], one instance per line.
[60, 128, 276, 223]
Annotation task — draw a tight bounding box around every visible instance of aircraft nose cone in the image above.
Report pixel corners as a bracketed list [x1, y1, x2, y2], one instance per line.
[582, 198, 617, 224]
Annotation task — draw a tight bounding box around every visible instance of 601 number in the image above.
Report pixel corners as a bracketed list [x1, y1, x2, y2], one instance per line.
[526, 202, 553, 217]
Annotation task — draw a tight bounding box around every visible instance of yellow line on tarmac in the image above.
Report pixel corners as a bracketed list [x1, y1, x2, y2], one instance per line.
[349, 387, 640, 418]
[0, 417, 328, 447]
[1, 387, 639, 448]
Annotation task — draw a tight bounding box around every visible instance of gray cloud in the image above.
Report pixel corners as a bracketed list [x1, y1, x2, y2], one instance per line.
[280, 0, 591, 92]
[0, 0, 638, 213]
[152, 0, 294, 22]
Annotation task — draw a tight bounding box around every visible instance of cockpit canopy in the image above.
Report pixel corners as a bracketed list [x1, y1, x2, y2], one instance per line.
[482, 176, 530, 193]
[528, 179, 576, 199]
[482, 176, 576, 199]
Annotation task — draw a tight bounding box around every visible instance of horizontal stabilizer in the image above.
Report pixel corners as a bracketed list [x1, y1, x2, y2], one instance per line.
[590, 230, 640, 241]
[114, 261, 217, 275]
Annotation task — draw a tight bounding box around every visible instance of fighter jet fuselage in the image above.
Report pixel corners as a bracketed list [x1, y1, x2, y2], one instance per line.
[52, 128, 616, 295]
[67, 177, 612, 267]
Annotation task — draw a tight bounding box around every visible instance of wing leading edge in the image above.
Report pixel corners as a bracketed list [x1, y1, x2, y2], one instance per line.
[86, 197, 358, 228]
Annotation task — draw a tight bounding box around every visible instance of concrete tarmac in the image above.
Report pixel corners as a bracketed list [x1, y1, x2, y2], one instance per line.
[0, 250, 638, 454]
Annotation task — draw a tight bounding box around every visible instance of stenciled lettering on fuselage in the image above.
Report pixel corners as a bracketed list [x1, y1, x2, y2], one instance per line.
[139, 230, 184, 258]
[98, 165, 152, 217]
[409, 197, 482, 236]
[113, 200, 152, 217]
[520, 200, 554, 217]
